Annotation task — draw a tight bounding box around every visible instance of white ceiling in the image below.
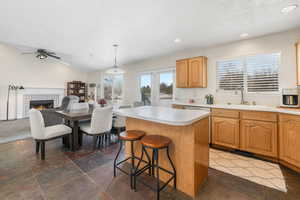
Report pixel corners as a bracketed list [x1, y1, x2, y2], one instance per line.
[0, 0, 300, 71]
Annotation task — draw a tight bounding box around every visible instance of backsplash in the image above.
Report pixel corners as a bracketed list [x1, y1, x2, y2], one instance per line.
[174, 88, 281, 106]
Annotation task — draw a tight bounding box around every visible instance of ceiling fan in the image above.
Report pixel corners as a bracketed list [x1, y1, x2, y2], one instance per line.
[22, 49, 61, 60]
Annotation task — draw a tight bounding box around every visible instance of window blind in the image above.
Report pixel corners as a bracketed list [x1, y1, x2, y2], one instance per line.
[217, 53, 280, 93]
[217, 59, 244, 91]
[246, 53, 279, 92]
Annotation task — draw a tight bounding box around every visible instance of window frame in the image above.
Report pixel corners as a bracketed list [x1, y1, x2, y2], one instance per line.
[216, 52, 281, 94]
[137, 67, 175, 104]
[103, 74, 124, 103]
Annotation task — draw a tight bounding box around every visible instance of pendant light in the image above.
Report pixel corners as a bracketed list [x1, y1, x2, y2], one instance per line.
[105, 44, 125, 74]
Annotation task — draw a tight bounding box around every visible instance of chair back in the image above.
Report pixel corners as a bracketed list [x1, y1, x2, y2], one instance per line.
[70, 102, 89, 112]
[29, 109, 46, 139]
[67, 95, 80, 110]
[60, 96, 70, 111]
[91, 106, 113, 133]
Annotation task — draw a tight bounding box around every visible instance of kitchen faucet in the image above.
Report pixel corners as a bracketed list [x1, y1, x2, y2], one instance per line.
[239, 87, 248, 105]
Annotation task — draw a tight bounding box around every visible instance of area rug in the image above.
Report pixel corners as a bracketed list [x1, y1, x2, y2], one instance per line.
[0, 119, 31, 144]
[209, 148, 287, 192]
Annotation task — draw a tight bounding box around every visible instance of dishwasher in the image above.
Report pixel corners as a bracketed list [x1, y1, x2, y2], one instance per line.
[184, 106, 212, 144]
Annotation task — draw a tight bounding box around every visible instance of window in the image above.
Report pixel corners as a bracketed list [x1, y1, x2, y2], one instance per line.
[140, 74, 152, 105]
[159, 72, 173, 100]
[246, 53, 279, 92]
[103, 75, 123, 102]
[217, 59, 244, 91]
[138, 69, 175, 105]
[217, 53, 280, 93]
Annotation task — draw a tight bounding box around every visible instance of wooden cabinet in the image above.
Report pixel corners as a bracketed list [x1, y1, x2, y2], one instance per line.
[188, 57, 207, 88]
[296, 41, 300, 86]
[279, 114, 300, 170]
[212, 117, 240, 149]
[176, 59, 189, 87]
[240, 120, 277, 157]
[176, 56, 207, 88]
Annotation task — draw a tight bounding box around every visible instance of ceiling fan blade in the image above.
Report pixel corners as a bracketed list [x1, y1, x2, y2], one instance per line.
[21, 52, 35, 54]
[47, 54, 61, 59]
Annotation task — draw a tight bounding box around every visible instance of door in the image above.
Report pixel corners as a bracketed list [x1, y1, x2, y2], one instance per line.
[240, 120, 277, 157]
[176, 59, 189, 88]
[188, 57, 207, 88]
[212, 117, 239, 149]
[279, 115, 300, 167]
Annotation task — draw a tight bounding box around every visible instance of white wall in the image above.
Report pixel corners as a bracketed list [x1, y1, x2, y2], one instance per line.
[0, 43, 88, 120]
[87, 28, 300, 107]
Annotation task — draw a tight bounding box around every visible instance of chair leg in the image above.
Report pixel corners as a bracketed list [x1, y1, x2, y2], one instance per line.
[152, 150, 155, 176]
[41, 141, 45, 160]
[154, 149, 160, 200]
[36, 141, 40, 154]
[92, 135, 97, 150]
[114, 140, 123, 177]
[98, 135, 102, 148]
[166, 147, 176, 189]
[108, 132, 111, 146]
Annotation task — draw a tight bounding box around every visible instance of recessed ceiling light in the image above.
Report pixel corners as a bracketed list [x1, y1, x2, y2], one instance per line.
[281, 4, 298, 14]
[240, 33, 249, 38]
[174, 38, 181, 43]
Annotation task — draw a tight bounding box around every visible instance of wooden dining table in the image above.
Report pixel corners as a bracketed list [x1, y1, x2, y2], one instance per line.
[55, 109, 93, 151]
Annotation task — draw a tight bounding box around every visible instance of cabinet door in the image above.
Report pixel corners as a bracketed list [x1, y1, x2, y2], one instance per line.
[279, 115, 300, 167]
[297, 41, 300, 86]
[240, 120, 277, 157]
[176, 59, 189, 88]
[188, 57, 207, 88]
[212, 117, 239, 149]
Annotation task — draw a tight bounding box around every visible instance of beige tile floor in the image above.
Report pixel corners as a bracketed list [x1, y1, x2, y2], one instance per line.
[209, 148, 287, 192]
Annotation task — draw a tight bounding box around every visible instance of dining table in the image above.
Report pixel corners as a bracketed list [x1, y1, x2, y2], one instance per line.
[55, 109, 93, 151]
[55, 105, 124, 151]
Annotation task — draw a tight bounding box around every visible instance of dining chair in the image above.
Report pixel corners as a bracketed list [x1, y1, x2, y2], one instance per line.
[29, 109, 72, 160]
[79, 106, 113, 150]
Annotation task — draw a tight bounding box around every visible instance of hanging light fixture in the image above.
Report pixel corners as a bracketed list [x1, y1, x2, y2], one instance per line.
[105, 44, 125, 74]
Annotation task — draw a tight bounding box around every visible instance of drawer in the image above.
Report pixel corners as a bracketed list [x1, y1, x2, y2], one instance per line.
[241, 111, 277, 122]
[212, 108, 239, 118]
[279, 114, 300, 122]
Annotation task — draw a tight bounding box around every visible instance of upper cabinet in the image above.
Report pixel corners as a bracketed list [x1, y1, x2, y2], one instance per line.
[176, 59, 189, 87]
[176, 56, 207, 88]
[296, 41, 300, 86]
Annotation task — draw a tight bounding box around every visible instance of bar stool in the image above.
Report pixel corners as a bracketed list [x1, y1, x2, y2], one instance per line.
[113, 130, 151, 189]
[134, 135, 176, 200]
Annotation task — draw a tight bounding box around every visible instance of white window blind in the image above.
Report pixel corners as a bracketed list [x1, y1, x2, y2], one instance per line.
[217, 53, 280, 93]
[217, 59, 244, 91]
[246, 53, 279, 92]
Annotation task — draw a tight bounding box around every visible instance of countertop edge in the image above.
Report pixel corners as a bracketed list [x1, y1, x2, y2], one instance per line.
[114, 110, 210, 126]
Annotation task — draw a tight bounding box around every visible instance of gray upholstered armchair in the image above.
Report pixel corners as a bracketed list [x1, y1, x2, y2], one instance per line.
[40, 96, 79, 127]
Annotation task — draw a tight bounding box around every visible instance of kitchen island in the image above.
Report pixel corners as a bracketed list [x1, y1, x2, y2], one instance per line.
[115, 106, 210, 197]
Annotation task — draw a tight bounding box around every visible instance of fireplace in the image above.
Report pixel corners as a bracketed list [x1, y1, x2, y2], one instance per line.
[30, 100, 54, 110]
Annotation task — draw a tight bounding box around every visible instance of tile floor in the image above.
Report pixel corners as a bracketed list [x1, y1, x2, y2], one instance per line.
[0, 138, 300, 200]
[210, 148, 287, 192]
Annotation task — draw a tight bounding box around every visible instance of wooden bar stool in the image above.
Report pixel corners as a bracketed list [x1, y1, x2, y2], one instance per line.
[113, 130, 151, 189]
[134, 135, 176, 200]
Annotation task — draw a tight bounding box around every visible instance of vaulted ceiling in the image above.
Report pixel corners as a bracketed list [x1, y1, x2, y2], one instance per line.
[0, 0, 300, 71]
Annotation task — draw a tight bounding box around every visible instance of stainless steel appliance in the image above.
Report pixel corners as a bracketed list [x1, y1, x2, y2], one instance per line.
[281, 88, 300, 107]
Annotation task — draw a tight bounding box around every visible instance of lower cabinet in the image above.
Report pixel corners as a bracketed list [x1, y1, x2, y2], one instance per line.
[240, 120, 277, 157]
[212, 117, 240, 149]
[279, 114, 300, 169]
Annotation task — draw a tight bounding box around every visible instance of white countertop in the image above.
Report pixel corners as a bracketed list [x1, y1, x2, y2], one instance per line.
[173, 101, 300, 116]
[114, 106, 210, 126]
